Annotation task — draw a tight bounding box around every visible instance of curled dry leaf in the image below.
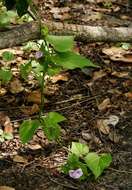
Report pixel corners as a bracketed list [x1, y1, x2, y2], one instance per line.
[105, 115, 119, 126]
[108, 131, 120, 143]
[10, 79, 24, 94]
[0, 88, 7, 96]
[92, 70, 107, 81]
[0, 113, 13, 133]
[97, 115, 119, 135]
[102, 46, 132, 63]
[96, 119, 110, 135]
[21, 104, 40, 115]
[50, 73, 69, 83]
[13, 155, 28, 164]
[82, 131, 92, 140]
[27, 144, 42, 150]
[27, 90, 49, 104]
[98, 98, 111, 111]
[124, 92, 132, 100]
[111, 71, 129, 78]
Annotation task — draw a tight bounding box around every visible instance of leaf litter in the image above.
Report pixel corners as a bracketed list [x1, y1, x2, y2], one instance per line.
[0, 0, 132, 189]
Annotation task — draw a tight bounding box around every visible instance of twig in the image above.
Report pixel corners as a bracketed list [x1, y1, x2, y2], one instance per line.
[109, 167, 132, 174]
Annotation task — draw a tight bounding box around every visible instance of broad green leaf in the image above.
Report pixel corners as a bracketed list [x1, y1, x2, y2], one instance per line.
[43, 122, 61, 141]
[2, 51, 15, 61]
[99, 153, 112, 172]
[0, 69, 12, 83]
[19, 119, 40, 143]
[47, 66, 62, 76]
[70, 142, 89, 157]
[62, 153, 80, 174]
[84, 152, 100, 178]
[0, 13, 10, 26]
[20, 61, 32, 80]
[46, 35, 74, 52]
[41, 112, 66, 140]
[0, 10, 17, 26]
[53, 52, 97, 70]
[46, 112, 66, 123]
[84, 152, 112, 178]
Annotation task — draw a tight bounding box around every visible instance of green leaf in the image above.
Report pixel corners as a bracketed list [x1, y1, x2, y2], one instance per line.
[0, 129, 4, 135]
[0, 69, 12, 83]
[20, 61, 32, 80]
[0, 136, 5, 142]
[70, 142, 89, 157]
[16, 0, 29, 17]
[22, 41, 39, 52]
[41, 112, 66, 141]
[99, 153, 112, 172]
[4, 132, 13, 140]
[46, 112, 66, 123]
[2, 51, 15, 61]
[19, 119, 40, 143]
[46, 35, 74, 52]
[84, 152, 112, 178]
[53, 52, 97, 70]
[47, 66, 62, 76]
[0, 11, 17, 26]
[62, 153, 80, 174]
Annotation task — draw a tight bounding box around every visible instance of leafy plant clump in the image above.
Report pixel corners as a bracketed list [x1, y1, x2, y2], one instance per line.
[0, 0, 98, 143]
[19, 31, 97, 143]
[62, 142, 112, 180]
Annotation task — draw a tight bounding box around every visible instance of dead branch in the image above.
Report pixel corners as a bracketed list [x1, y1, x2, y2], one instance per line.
[0, 21, 132, 49]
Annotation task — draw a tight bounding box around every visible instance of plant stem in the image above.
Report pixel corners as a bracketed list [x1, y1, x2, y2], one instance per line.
[39, 69, 45, 119]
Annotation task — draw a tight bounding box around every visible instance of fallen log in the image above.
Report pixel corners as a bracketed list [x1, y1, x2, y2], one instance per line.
[0, 21, 132, 49]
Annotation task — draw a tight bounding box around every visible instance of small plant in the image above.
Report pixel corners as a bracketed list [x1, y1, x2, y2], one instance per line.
[0, 129, 13, 142]
[1, 0, 97, 144]
[62, 142, 112, 180]
[19, 27, 97, 143]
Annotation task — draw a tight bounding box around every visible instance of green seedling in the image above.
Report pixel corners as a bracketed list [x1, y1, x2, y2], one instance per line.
[0, 129, 13, 142]
[62, 142, 112, 180]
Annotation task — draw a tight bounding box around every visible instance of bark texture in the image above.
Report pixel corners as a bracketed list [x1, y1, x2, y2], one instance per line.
[0, 21, 132, 49]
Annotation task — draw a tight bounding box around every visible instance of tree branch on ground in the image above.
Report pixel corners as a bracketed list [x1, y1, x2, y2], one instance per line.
[0, 21, 132, 49]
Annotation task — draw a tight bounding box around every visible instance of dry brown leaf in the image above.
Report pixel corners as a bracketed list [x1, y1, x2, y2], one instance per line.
[92, 70, 107, 81]
[10, 79, 24, 94]
[0, 186, 15, 190]
[102, 47, 132, 63]
[51, 73, 69, 83]
[21, 104, 40, 115]
[96, 119, 110, 135]
[124, 92, 132, 100]
[27, 90, 41, 104]
[108, 131, 120, 143]
[27, 144, 42, 150]
[82, 131, 92, 140]
[0, 113, 13, 133]
[98, 98, 111, 111]
[111, 71, 129, 78]
[0, 88, 7, 96]
[13, 155, 28, 164]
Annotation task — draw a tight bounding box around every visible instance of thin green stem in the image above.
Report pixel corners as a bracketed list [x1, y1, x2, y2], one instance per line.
[39, 68, 45, 119]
